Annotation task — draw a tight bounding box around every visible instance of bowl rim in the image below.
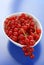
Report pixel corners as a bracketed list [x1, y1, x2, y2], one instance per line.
[2, 12, 43, 48]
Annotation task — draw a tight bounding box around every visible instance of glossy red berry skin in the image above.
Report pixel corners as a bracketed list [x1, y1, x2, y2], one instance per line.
[22, 47, 27, 51]
[22, 25, 28, 31]
[13, 32, 18, 37]
[29, 47, 34, 52]
[12, 36, 17, 42]
[24, 52, 29, 56]
[18, 34, 25, 40]
[28, 35, 33, 40]
[29, 40, 35, 46]
[34, 33, 39, 41]
[36, 28, 41, 34]
[14, 28, 18, 32]
[8, 30, 12, 36]
[30, 54, 35, 59]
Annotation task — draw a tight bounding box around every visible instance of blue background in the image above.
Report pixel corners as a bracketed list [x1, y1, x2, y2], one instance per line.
[0, 0, 44, 65]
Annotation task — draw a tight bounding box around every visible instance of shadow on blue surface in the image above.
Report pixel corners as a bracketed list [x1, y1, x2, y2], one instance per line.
[8, 41, 41, 65]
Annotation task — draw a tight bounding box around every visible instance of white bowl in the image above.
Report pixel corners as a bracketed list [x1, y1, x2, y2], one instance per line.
[3, 12, 43, 48]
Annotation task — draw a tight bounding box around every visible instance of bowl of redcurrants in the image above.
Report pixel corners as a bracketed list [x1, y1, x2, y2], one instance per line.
[3, 12, 42, 59]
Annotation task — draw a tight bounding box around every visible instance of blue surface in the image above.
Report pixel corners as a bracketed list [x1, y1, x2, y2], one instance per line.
[0, 0, 44, 65]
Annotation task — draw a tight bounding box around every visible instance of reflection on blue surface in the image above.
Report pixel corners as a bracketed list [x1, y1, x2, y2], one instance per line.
[8, 41, 41, 65]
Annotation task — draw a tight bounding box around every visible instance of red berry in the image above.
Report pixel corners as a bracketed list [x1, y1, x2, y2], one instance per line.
[8, 30, 12, 36]
[29, 29, 33, 32]
[34, 33, 39, 41]
[14, 28, 18, 32]
[22, 25, 28, 31]
[18, 30, 23, 34]
[19, 40, 25, 45]
[28, 52, 32, 56]
[29, 16, 33, 22]
[28, 35, 33, 40]
[11, 24, 15, 29]
[6, 18, 10, 22]
[5, 29, 9, 34]
[21, 13, 26, 18]
[30, 32, 34, 37]
[29, 47, 34, 52]
[30, 21, 35, 27]
[29, 40, 35, 46]
[11, 20, 15, 25]
[10, 35, 13, 39]
[22, 47, 27, 51]
[17, 24, 21, 28]
[36, 28, 41, 34]
[30, 54, 35, 59]
[18, 34, 25, 40]
[25, 23, 30, 28]
[9, 16, 17, 20]
[13, 32, 18, 36]
[7, 27, 10, 30]
[24, 52, 29, 56]
[12, 36, 17, 41]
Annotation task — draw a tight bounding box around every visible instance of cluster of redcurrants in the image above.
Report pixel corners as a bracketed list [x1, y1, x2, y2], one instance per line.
[4, 13, 41, 59]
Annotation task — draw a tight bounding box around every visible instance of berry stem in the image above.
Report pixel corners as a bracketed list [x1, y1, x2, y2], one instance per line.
[21, 28, 27, 37]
